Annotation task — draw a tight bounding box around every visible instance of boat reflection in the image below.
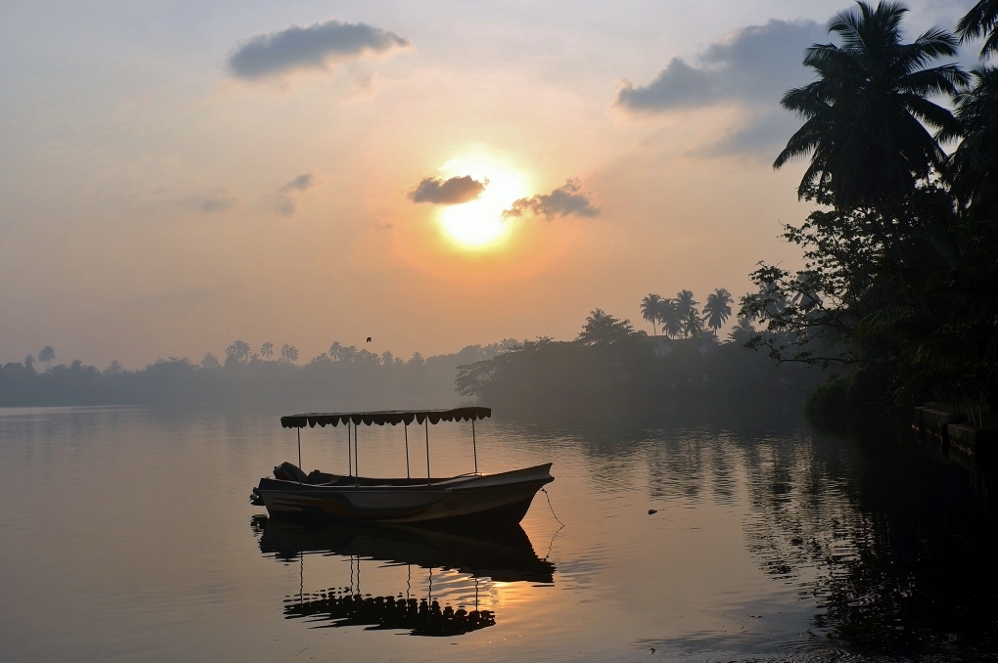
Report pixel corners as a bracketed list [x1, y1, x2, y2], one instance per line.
[251, 516, 555, 636]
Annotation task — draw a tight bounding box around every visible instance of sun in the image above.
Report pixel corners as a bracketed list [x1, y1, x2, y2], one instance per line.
[436, 155, 531, 250]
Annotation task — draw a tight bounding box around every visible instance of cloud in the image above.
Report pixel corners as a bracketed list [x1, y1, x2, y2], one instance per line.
[616, 58, 716, 111]
[228, 19, 409, 79]
[502, 179, 599, 220]
[200, 194, 237, 213]
[408, 175, 487, 205]
[281, 173, 313, 192]
[615, 19, 827, 157]
[696, 112, 801, 159]
[278, 173, 313, 215]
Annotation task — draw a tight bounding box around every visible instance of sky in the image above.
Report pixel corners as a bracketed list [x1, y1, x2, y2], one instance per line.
[0, 0, 979, 368]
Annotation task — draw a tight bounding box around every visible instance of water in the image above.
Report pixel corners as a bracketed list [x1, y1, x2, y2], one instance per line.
[1, 406, 996, 662]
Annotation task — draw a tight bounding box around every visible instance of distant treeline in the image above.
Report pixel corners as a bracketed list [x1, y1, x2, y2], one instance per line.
[456, 308, 821, 422]
[0, 341, 510, 410]
[3, 306, 817, 417]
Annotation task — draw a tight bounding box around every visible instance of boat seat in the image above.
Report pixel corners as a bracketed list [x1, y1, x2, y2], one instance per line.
[274, 461, 307, 482]
[306, 470, 341, 485]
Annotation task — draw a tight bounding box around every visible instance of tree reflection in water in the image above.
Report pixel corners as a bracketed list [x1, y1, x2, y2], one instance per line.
[250, 516, 553, 637]
[739, 428, 998, 656]
[555, 405, 998, 658]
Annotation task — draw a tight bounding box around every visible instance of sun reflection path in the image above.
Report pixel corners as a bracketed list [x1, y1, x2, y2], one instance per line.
[436, 156, 531, 250]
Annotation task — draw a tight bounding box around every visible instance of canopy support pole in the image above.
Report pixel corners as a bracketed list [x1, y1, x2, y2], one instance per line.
[354, 422, 359, 487]
[347, 422, 352, 477]
[472, 419, 478, 474]
[425, 419, 431, 486]
[404, 423, 410, 479]
[297, 427, 302, 484]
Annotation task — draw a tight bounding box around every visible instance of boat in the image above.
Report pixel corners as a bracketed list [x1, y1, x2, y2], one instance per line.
[250, 407, 554, 526]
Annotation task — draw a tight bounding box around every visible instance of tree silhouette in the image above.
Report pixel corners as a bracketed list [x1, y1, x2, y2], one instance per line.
[280, 344, 299, 363]
[957, 0, 998, 58]
[578, 309, 635, 345]
[23, 355, 35, 373]
[640, 294, 664, 336]
[658, 298, 682, 339]
[753, 280, 789, 320]
[329, 341, 342, 361]
[948, 68, 998, 221]
[728, 314, 757, 343]
[37, 346, 55, 371]
[674, 291, 699, 337]
[201, 353, 221, 369]
[307, 352, 331, 365]
[260, 342, 274, 359]
[703, 288, 733, 335]
[225, 340, 251, 364]
[774, 1, 965, 211]
[681, 308, 706, 339]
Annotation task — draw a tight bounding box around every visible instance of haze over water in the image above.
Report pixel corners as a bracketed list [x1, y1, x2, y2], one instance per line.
[2, 406, 995, 662]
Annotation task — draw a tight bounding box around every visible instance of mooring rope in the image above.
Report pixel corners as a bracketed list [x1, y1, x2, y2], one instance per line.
[539, 487, 565, 527]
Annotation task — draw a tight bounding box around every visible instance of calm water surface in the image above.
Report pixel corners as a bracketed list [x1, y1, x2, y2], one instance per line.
[1, 406, 996, 662]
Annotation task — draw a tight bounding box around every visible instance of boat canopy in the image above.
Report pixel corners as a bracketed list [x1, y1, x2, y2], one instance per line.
[281, 407, 491, 429]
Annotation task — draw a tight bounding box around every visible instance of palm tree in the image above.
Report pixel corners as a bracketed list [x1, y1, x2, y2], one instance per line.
[260, 342, 274, 359]
[702, 288, 733, 335]
[578, 309, 635, 345]
[673, 290, 699, 337]
[225, 340, 251, 364]
[949, 68, 998, 218]
[681, 308, 705, 339]
[728, 315, 757, 343]
[280, 344, 299, 363]
[640, 294, 664, 335]
[674, 290, 697, 316]
[774, 2, 966, 210]
[658, 298, 682, 338]
[328, 341, 342, 361]
[957, 0, 998, 58]
[37, 346, 55, 371]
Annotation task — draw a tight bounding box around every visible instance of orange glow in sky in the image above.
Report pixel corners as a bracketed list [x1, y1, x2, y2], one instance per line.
[436, 154, 531, 250]
[0, 2, 825, 366]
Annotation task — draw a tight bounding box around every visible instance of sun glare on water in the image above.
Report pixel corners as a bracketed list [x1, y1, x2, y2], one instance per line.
[437, 156, 530, 250]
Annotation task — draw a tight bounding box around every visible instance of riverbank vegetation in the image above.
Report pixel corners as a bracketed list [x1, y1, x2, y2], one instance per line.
[456, 308, 821, 422]
[740, 1, 998, 416]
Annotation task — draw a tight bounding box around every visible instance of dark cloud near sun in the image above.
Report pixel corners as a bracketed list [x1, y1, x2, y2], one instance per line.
[409, 176, 487, 205]
[615, 19, 827, 158]
[503, 179, 598, 220]
[228, 19, 409, 79]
